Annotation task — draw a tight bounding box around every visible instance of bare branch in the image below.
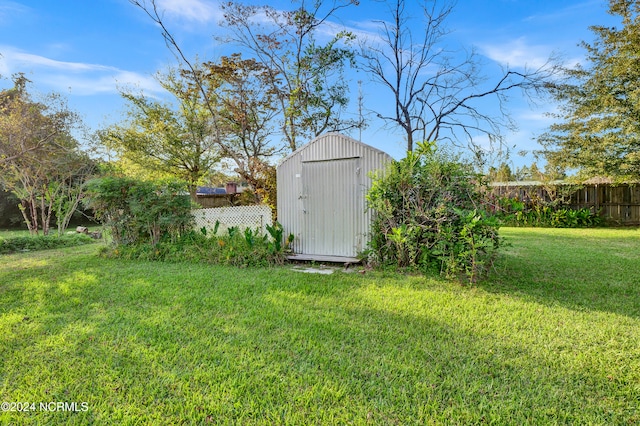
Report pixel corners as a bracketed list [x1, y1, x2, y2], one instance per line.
[359, 0, 558, 157]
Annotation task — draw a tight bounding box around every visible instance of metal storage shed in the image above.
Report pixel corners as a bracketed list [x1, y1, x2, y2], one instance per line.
[277, 133, 392, 262]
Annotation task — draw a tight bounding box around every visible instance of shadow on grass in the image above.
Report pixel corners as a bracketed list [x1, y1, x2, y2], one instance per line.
[482, 227, 640, 319]
[257, 276, 637, 423]
[1, 248, 638, 424]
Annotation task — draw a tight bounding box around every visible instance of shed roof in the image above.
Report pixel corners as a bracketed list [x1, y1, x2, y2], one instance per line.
[278, 132, 391, 167]
[196, 186, 226, 195]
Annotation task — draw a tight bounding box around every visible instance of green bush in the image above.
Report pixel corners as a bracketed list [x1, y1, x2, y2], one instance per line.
[494, 196, 604, 227]
[99, 224, 289, 267]
[0, 233, 95, 254]
[85, 177, 291, 267]
[0, 190, 23, 228]
[84, 177, 193, 246]
[366, 143, 500, 283]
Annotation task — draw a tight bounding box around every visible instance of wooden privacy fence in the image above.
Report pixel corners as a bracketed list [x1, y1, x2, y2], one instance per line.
[569, 183, 640, 225]
[192, 205, 273, 235]
[490, 181, 640, 225]
[195, 195, 235, 209]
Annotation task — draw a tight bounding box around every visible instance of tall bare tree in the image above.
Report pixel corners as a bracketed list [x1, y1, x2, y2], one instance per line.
[359, 0, 558, 156]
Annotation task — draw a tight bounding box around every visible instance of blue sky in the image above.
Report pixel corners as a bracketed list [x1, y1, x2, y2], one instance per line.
[0, 0, 618, 170]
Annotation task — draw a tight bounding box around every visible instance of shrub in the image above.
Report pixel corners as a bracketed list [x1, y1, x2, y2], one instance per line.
[84, 177, 194, 246]
[0, 190, 23, 228]
[99, 224, 290, 267]
[0, 233, 95, 254]
[366, 142, 500, 283]
[494, 196, 604, 227]
[85, 177, 291, 267]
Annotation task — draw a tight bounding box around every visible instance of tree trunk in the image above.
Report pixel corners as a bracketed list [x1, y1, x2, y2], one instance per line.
[188, 185, 198, 204]
[19, 197, 39, 235]
[57, 196, 82, 236]
[39, 192, 52, 236]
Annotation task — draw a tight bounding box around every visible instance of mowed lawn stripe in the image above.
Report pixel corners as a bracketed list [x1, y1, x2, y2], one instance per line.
[0, 229, 638, 424]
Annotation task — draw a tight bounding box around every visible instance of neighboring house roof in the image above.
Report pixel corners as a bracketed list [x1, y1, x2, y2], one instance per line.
[196, 186, 226, 195]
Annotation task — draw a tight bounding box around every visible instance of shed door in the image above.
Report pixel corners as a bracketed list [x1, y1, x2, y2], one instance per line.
[302, 158, 361, 257]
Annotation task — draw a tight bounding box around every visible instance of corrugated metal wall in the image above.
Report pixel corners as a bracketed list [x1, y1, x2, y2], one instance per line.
[277, 133, 392, 258]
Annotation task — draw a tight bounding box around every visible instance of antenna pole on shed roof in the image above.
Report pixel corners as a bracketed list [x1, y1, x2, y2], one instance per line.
[358, 80, 363, 142]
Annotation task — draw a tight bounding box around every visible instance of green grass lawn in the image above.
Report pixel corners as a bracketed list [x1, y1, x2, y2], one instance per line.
[0, 228, 638, 424]
[0, 229, 33, 238]
[0, 227, 100, 237]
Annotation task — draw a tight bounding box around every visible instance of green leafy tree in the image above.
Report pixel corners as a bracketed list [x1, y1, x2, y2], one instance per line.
[0, 74, 68, 165]
[487, 162, 515, 182]
[512, 162, 565, 182]
[0, 190, 22, 228]
[102, 69, 221, 202]
[540, 0, 640, 180]
[220, 0, 361, 151]
[52, 158, 97, 235]
[514, 162, 543, 181]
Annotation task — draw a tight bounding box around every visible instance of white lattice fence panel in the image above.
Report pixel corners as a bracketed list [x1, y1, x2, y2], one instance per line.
[193, 205, 273, 235]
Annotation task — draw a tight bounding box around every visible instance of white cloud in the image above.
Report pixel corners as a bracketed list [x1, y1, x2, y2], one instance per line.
[517, 111, 553, 123]
[523, 0, 604, 24]
[0, 46, 163, 96]
[0, 1, 30, 24]
[7, 49, 114, 72]
[46, 71, 163, 96]
[155, 0, 221, 23]
[479, 37, 553, 69]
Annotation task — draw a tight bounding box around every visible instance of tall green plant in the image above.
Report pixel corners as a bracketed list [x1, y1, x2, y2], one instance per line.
[495, 196, 603, 228]
[367, 142, 500, 283]
[84, 177, 193, 246]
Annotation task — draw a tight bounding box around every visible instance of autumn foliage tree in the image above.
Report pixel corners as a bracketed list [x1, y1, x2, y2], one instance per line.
[0, 75, 67, 166]
[200, 54, 281, 205]
[129, 0, 363, 207]
[220, 0, 362, 151]
[0, 74, 93, 235]
[131, 0, 361, 152]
